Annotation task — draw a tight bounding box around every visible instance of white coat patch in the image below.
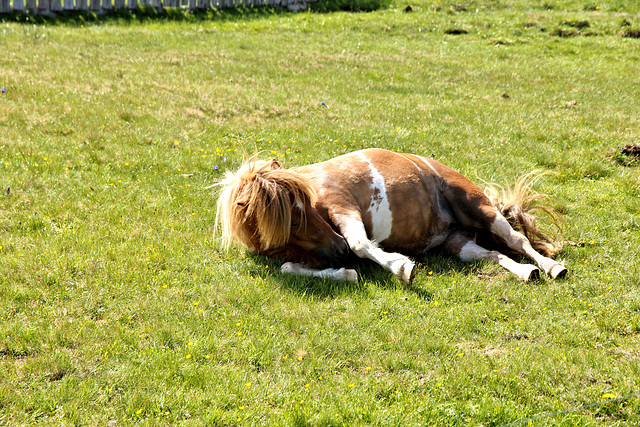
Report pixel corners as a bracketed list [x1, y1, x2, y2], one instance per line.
[363, 157, 393, 242]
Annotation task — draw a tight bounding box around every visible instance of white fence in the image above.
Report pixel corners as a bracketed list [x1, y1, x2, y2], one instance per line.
[0, 0, 312, 14]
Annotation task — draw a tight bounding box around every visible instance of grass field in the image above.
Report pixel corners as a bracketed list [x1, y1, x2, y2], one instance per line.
[2, 1, 640, 425]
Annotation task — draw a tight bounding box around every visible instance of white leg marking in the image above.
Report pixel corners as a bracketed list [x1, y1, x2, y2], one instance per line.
[340, 216, 415, 284]
[459, 240, 539, 281]
[281, 262, 358, 282]
[490, 216, 566, 278]
[361, 155, 393, 243]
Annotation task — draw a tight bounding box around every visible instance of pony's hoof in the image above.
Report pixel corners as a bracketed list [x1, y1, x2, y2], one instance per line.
[549, 263, 567, 279]
[398, 262, 416, 285]
[520, 265, 540, 282]
[336, 268, 358, 283]
[281, 262, 296, 274]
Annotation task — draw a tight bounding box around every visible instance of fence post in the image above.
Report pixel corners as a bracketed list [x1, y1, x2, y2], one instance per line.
[13, 0, 25, 11]
[127, 0, 136, 10]
[63, 0, 73, 10]
[51, 0, 63, 11]
[0, 0, 10, 13]
[38, 0, 50, 13]
[101, 0, 111, 11]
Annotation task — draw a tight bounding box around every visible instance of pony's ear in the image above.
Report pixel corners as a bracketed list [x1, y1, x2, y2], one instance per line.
[270, 159, 281, 170]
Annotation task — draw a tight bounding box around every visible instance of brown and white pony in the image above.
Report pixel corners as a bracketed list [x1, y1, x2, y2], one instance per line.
[215, 148, 566, 283]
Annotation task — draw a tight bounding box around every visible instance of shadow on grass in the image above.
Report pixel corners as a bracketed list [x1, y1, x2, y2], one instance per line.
[0, 5, 291, 26]
[246, 252, 488, 301]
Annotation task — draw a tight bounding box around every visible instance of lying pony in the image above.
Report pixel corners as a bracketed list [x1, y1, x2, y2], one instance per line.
[216, 148, 566, 283]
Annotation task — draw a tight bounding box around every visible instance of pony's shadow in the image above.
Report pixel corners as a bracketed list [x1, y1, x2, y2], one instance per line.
[246, 253, 483, 301]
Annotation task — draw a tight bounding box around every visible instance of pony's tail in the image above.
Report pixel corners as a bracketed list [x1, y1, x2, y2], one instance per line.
[484, 171, 563, 257]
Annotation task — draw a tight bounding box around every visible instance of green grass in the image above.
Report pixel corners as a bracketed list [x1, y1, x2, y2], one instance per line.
[2, 1, 640, 425]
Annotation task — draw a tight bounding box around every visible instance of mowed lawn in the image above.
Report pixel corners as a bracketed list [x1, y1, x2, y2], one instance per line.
[1, 1, 640, 425]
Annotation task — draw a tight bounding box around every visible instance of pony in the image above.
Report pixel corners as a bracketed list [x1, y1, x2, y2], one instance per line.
[215, 148, 566, 283]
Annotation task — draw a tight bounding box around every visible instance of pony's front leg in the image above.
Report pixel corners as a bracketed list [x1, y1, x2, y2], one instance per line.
[281, 262, 358, 283]
[335, 217, 416, 284]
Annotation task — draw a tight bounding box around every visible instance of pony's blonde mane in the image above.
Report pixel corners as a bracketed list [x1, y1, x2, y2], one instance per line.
[484, 171, 563, 257]
[215, 157, 316, 252]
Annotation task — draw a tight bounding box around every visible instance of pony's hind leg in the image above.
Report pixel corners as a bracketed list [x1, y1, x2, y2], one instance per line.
[437, 170, 566, 279]
[444, 232, 540, 281]
[489, 215, 567, 279]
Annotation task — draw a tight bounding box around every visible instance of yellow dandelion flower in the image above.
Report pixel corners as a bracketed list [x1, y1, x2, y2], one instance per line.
[136, 409, 142, 414]
[185, 354, 192, 359]
[246, 382, 252, 387]
[297, 356, 303, 361]
[188, 341, 193, 346]
[366, 366, 371, 370]
[348, 383, 355, 388]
